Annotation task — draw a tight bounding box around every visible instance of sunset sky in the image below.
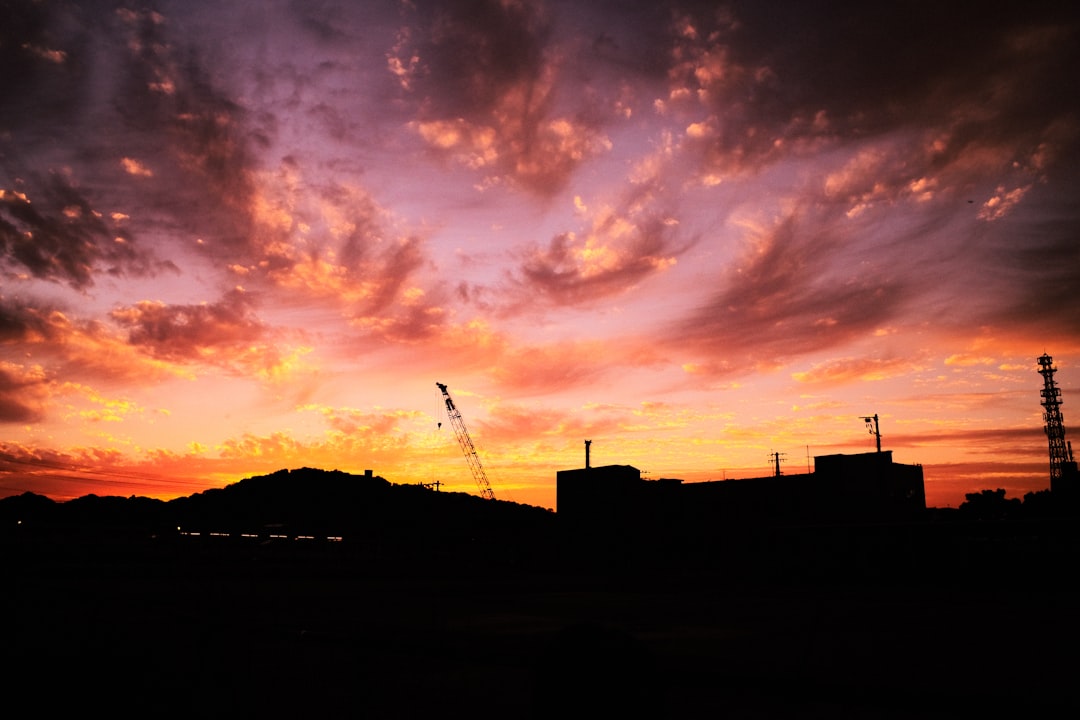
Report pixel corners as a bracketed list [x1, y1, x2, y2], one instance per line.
[2, 0, 1078, 509]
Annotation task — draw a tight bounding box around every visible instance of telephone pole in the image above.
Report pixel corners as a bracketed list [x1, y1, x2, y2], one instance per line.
[864, 414, 881, 453]
[769, 450, 786, 477]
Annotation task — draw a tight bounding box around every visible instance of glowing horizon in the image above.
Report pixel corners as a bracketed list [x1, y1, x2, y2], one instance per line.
[3, 1, 1078, 509]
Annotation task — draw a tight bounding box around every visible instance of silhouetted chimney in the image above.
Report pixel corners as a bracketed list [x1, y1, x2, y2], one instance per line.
[585, 439, 592, 469]
[364, 469, 373, 479]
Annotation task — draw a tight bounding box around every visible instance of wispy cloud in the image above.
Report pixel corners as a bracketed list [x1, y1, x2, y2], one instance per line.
[670, 210, 910, 370]
[508, 199, 683, 310]
[792, 356, 924, 386]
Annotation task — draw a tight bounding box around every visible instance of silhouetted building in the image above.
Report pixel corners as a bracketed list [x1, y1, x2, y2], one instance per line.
[557, 464, 678, 537]
[557, 451, 925, 538]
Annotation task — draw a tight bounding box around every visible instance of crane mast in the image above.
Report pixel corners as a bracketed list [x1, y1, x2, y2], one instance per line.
[436, 382, 496, 500]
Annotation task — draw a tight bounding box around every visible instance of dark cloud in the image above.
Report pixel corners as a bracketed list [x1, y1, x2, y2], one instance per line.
[0, 2, 264, 284]
[985, 181, 1080, 335]
[0, 1, 94, 142]
[0, 298, 54, 343]
[396, 0, 615, 195]
[369, 235, 427, 313]
[108, 7, 265, 262]
[671, 212, 909, 368]
[402, 0, 550, 117]
[110, 289, 266, 362]
[889, 426, 1044, 452]
[288, 0, 359, 43]
[0, 363, 48, 423]
[667, 1, 1080, 175]
[0, 173, 172, 290]
[660, 0, 1080, 370]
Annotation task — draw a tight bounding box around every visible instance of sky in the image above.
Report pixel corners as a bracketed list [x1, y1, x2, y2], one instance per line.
[2, 0, 1079, 509]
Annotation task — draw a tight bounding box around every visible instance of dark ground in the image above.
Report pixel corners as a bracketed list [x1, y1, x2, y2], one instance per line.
[4, 530, 1078, 719]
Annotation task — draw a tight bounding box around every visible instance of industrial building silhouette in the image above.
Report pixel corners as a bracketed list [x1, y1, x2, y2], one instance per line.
[557, 449, 926, 537]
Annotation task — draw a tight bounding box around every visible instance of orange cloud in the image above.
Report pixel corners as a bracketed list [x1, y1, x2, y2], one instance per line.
[0, 441, 203, 501]
[111, 294, 262, 358]
[300, 404, 422, 438]
[396, 0, 612, 196]
[2, 299, 191, 391]
[792, 356, 922, 385]
[487, 339, 625, 395]
[0, 361, 49, 423]
[504, 195, 684, 311]
[120, 157, 154, 177]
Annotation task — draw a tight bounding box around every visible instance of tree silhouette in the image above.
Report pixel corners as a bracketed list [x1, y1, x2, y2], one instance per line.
[957, 488, 1021, 521]
[1021, 489, 1057, 519]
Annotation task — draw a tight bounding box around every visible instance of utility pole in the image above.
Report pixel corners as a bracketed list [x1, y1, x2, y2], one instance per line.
[769, 450, 786, 477]
[864, 414, 881, 453]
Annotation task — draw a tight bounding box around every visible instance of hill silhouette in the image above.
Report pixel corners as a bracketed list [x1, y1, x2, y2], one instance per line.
[0, 467, 556, 568]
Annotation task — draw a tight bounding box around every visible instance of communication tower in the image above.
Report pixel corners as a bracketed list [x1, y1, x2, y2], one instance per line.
[1037, 353, 1074, 492]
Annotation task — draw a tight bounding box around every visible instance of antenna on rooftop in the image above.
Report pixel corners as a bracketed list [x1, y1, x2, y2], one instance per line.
[864, 414, 881, 453]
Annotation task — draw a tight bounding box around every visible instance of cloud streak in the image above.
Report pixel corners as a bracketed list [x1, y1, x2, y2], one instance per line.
[671, 210, 910, 370]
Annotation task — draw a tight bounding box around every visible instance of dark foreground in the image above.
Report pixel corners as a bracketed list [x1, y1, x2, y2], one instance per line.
[4, 530, 1078, 719]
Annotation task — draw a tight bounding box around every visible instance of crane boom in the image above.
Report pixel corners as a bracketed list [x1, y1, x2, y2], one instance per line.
[436, 382, 496, 500]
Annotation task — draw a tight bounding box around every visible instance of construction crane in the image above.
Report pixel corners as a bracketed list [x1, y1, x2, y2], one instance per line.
[436, 382, 496, 500]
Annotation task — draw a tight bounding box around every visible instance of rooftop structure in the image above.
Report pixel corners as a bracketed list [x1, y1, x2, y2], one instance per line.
[557, 451, 926, 539]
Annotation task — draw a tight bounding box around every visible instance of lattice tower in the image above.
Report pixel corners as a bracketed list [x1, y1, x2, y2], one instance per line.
[1038, 354, 1070, 488]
